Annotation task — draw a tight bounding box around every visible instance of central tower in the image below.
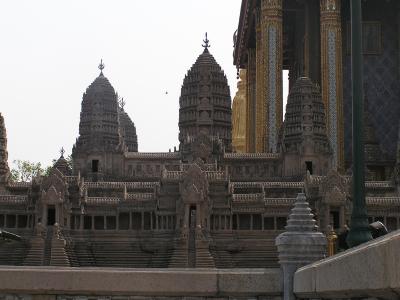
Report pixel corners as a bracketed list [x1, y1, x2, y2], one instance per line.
[178, 34, 232, 151]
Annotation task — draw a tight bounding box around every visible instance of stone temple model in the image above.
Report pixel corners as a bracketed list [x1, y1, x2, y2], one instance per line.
[0, 33, 399, 268]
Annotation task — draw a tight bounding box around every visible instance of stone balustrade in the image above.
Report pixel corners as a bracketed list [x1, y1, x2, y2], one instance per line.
[294, 230, 400, 300]
[264, 198, 296, 206]
[206, 171, 226, 181]
[85, 182, 159, 189]
[232, 193, 263, 202]
[86, 197, 120, 205]
[224, 152, 281, 160]
[163, 171, 183, 180]
[126, 193, 155, 201]
[7, 182, 31, 188]
[125, 152, 181, 159]
[0, 267, 282, 299]
[262, 182, 304, 188]
[0, 195, 28, 204]
[366, 196, 400, 206]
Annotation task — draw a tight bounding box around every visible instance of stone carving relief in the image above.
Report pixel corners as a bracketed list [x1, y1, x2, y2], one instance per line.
[320, 169, 348, 205]
[180, 163, 208, 205]
[191, 132, 213, 162]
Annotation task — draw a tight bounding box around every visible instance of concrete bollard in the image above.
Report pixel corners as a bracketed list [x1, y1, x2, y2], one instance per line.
[276, 193, 327, 300]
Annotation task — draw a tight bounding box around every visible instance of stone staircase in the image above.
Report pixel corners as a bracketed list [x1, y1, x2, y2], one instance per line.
[24, 226, 70, 267]
[50, 236, 70, 266]
[24, 236, 45, 266]
[0, 240, 29, 266]
[168, 236, 189, 268]
[69, 239, 173, 268]
[195, 239, 215, 268]
[43, 227, 53, 265]
[188, 227, 196, 267]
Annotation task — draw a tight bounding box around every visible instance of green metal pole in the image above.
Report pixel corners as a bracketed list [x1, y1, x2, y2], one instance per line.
[346, 0, 373, 248]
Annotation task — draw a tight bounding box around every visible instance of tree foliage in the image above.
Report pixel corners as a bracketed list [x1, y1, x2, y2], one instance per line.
[10, 160, 45, 182]
[10, 155, 72, 182]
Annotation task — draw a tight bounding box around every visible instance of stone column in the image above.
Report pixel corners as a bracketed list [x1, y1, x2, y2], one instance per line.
[184, 205, 190, 230]
[276, 193, 327, 300]
[261, 0, 283, 153]
[398, 4, 400, 79]
[320, 0, 345, 171]
[79, 214, 83, 230]
[246, 48, 257, 152]
[340, 206, 346, 229]
[196, 205, 201, 229]
[255, 7, 265, 153]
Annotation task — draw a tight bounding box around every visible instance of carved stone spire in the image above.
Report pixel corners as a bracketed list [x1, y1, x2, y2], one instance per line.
[178, 41, 232, 151]
[73, 63, 122, 154]
[0, 113, 10, 183]
[118, 99, 138, 152]
[276, 193, 326, 300]
[281, 77, 332, 176]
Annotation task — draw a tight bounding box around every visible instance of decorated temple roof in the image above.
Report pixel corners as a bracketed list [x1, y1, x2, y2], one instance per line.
[178, 34, 232, 151]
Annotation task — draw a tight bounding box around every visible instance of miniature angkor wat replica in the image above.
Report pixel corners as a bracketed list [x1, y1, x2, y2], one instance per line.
[0, 38, 399, 268]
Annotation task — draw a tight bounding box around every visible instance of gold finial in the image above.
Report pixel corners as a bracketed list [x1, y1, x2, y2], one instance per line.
[202, 32, 210, 50]
[60, 147, 65, 158]
[98, 59, 105, 74]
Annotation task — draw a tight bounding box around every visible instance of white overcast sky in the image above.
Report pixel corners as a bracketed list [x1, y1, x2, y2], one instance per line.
[0, 0, 288, 168]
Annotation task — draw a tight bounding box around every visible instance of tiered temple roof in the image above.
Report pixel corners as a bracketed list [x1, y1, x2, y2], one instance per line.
[178, 37, 232, 150]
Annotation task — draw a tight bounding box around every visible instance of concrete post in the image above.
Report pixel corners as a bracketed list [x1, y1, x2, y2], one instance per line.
[276, 193, 327, 300]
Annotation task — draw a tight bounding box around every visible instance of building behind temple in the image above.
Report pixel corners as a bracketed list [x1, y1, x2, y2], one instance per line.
[0, 29, 399, 268]
[232, 0, 400, 176]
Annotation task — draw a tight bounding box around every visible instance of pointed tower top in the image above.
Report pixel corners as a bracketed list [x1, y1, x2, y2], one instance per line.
[202, 32, 210, 51]
[119, 97, 126, 111]
[60, 147, 65, 158]
[98, 59, 105, 75]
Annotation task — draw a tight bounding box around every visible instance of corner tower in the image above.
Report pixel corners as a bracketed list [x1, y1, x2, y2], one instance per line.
[118, 99, 138, 152]
[280, 77, 332, 177]
[178, 34, 232, 151]
[0, 113, 10, 184]
[72, 61, 124, 180]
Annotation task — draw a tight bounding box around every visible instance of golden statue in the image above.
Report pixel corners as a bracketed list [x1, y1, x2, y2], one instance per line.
[232, 69, 247, 153]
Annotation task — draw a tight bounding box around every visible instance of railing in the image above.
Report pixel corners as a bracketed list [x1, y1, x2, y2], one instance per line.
[85, 182, 159, 189]
[126, 193, 155, 201]
[7, 182, 31, 188]
[224, 152, 281, 160]
[206, 171, 226, 181]
[181, 163, 216, 171]
[125, 152, 181, 160]
[365, 181, 393, 189]
[366, 196, 400, 206]
[86, 197, 120, 205]
[232, 194, 263, 202]
[0, 195, 28, 204]
[163, 171, 182, 180]
[264, 198, 297, 206]
[262, 182, 304, 188]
